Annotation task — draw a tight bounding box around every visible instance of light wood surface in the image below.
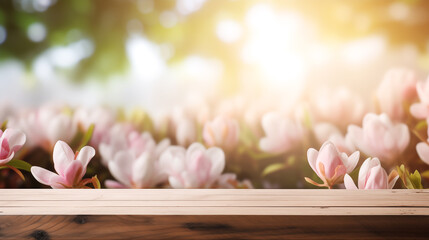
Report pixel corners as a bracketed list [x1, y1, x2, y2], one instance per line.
[1, 190, 429, 239]
[1, 189, 429, 215]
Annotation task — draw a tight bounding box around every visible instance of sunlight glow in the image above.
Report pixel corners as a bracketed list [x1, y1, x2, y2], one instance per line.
[216, 19, 242, 43]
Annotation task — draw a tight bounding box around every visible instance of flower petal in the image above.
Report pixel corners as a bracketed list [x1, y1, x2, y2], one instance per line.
[416, 142, 429, 165]
[206, 147, 225, 183]
[132, 152, 152, 188]
[31, 166, 58, 186]
[108, 151, 134, 187]
[63, 160, 83, 187]
[410, 103, 429, 119]
[76, 146, 95, 170]
[343, 174, 358, 190]
[3, 129, 26, 153]
[345, 151, 360, 173]
[307, 148, 319, 175]
[53, 141, 75, 176]
[105, 180, 127, 189]
[168, 176, 184, 189]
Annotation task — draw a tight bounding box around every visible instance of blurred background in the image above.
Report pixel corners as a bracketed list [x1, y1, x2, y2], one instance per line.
[1, 0, 429, 112]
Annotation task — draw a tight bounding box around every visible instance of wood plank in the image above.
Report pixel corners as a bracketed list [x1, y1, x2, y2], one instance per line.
[1, 215, 428, 239]
[0, 189, 428, 215]
[1, 200, 429, 207]
[1, 189, 429, 201]
[1, 206, 429, 215]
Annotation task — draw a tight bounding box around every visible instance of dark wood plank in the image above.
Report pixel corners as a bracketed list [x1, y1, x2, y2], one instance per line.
[0, 215, 428, 240]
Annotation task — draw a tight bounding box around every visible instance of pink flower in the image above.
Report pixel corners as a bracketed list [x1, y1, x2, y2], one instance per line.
[175, 118, 197, 147]
[312, 87, 365, 130]
[416, 128, 429, 165]
[0, 128, 26, 165]
[73, 107, 116, 146]
[344, 158, 399, 189]
[31, 141, 96, 188]
[203, 116, 239, 150]
[313, 123, 355, 154]
[98, 123, 137, 165]
[305, 141, 359, 188]
[376, 68, 417, 121]
[347, 113, 409, 166]
[101, 129, 170, 188]
[159, 143, 225, 188]
[10, 105, 77, 151]
[259, 112, 305, 154]
[410, 77, 429, 119]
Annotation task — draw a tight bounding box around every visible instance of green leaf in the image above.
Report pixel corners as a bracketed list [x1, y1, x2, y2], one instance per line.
[409, 170, 423, 189]
[262, 163, 286, 177]
[78, 124, 94, 150]
[247, 150, 284, 161]
[415, 120, 428, 131]
[7, 159, 32, 172]
[396, 164, 423, 189]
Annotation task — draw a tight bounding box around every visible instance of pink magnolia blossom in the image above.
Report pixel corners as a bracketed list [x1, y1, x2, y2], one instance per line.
[410, 77, 429, 119]
[159, 143, 225, 188]
[305, 141, 359, 188]
[344, 158, 399, 189]
[313, 123, 355, 154]
[98, 123, 137, 166]
[312, 87, 365, 130]
[101, 129, 170, 188]
[0, 128, 26, 165]
[73, 107, 116, 146]
[10, 105, 77, 151]
[347, 113, 409, 166]
[31, 141, 96, 188]
[416, 127, 429, 165]
[376, 68, 417, 121]
[203, 116, 240, 150]
[259, 112, 305, 154]
[175, 118, 197, 147]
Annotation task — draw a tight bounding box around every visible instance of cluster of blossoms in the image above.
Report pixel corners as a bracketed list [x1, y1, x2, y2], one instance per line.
[0, 67, 429, 189]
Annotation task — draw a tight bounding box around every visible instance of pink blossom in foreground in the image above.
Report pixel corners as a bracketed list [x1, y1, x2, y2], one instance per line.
[0, 128, 26, 165]
[305, 141, 359, 188]
[159, 143, 225, 188]
[73, 107, 116, 146]
[9, 105, 77, 151]
[312, 87, 365, 130]
[313, 123, 355, 155]
[347, 113, 409, 166]
[31, 141, 96, 188]
[101, 130, 170, 188]
[376, 68, 417, 121]
[410, 77, 429, 119]
[344, 158, 399, 189]
[203, 116, 240, 150]
[259, 112, 305, 154]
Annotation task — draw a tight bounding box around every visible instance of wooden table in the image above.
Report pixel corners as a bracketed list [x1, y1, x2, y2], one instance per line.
[0, 189, 428, 239]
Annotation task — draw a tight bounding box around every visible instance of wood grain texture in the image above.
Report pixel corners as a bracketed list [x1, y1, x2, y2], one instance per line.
[0, 215, 428, 239]
[1, 189, 429, 215]
[1, 190, 429, 239]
